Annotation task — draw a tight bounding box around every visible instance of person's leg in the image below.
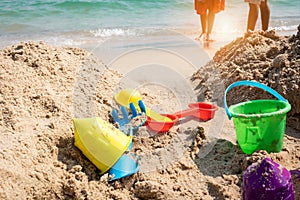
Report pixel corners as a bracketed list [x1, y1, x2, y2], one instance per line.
[195, 10, 207, 40]
[247, 3, 259, 31]
[200, 11, 207, 35]
[206, 9, 215, 40]
[260, 0, 270, 31]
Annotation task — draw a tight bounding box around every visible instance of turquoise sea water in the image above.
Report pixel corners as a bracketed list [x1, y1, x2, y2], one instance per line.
[0, 0, 299, 47]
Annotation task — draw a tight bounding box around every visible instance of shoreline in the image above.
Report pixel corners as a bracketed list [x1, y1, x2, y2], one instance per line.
[1, 25, 296, 59]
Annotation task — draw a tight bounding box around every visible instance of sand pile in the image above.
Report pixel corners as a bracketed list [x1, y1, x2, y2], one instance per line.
[0, 41, 120, 199]
[192, 25, 300, 130]
[0, 38, 299, 199]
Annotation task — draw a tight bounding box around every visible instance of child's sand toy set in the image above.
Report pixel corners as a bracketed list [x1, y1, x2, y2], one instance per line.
[73, 80, 296, 199]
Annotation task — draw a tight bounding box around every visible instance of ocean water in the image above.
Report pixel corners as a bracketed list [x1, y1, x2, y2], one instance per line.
[0, 0, 299, 47]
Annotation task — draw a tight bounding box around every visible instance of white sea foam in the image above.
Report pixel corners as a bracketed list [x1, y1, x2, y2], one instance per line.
[90, 28, 137, 38]
[272, 25, 298, 32]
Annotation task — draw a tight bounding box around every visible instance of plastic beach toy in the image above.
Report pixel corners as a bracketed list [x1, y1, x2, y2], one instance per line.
[111, 100, 147, 135]
[114, 88, 172, 123]
[108, 125, 140, 182]
[179, 102, 217, 121]
[108, 101, 145, 181]
[108, 153, 140, 182]
[242, 157, 294, 200]
[108, 126, 140, 182]
[146, 102, 218, 133]
[224, 80, 291, 154]
[146, 114, 179, 133]
[72, 117, 132, 174]
[111, 100, 146, 149]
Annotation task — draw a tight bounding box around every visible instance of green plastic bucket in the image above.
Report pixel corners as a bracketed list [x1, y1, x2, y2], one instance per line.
[224, 81, 291, 154]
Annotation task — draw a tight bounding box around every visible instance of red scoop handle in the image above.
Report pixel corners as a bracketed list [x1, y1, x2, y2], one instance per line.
[171, 102, 218, 121]
[172, 108, 199, 119]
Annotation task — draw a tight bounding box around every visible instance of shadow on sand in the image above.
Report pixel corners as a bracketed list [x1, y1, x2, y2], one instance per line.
[57, 136, 101, 181]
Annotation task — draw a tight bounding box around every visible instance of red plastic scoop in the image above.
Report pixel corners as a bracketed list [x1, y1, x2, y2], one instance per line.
[146, 114, 179, 133]
[145, 102, 218, 133]
[175, 102, 218, 121]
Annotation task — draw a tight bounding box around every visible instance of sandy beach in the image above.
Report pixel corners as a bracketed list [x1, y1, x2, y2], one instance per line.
[0, 25, 300, 200]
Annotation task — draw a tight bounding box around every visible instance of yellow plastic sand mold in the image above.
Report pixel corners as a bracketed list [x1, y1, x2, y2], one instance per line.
[72, 117, 132, 174]
[114, 88, 172, 123]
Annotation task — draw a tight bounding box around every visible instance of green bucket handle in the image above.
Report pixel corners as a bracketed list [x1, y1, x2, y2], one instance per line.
[224, 80, 288, 119]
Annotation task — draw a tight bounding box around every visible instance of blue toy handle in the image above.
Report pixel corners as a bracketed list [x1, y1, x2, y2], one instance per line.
[224, 80, 288, 119]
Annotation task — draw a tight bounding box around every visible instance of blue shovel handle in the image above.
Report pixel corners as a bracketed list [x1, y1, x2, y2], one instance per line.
[224, 80, 288, 120]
